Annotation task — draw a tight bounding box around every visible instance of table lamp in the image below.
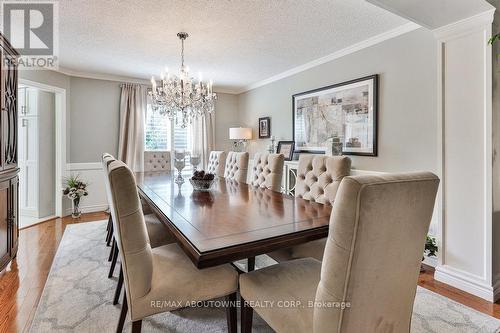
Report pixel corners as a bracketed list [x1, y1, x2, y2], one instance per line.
[229, 127, 252, 151]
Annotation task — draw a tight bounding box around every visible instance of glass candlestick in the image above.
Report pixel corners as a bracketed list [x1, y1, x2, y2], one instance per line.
[190, 155, 201, 171]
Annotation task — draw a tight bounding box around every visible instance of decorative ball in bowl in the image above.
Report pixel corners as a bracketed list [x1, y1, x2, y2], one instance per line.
[190, 170, 216, 191]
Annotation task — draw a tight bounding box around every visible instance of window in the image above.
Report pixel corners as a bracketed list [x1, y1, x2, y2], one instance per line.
[145, 104, 170, 151]
[145, 104, 193, 166]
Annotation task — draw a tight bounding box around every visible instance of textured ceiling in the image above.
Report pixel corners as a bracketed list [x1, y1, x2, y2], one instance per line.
[58, 0, 409, 92]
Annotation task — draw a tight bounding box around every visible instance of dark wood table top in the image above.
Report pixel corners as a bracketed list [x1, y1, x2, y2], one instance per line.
[136, 171, 332, 268]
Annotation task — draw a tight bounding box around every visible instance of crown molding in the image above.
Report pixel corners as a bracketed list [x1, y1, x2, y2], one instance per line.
[54, 67, 151, 85]
[433, 9, 495, 41]
[53, 67, 235, 94]
[237, 22, 421, 94]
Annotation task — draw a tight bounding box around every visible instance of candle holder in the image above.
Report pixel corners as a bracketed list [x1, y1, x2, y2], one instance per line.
[190, 154, 201, 171]
[174, 150, 186, 185]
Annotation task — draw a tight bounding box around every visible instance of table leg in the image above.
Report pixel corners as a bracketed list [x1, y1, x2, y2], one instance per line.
[247, 257, 255, 272]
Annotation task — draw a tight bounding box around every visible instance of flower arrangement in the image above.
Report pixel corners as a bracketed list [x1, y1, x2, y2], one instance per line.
[63, 174, 88, 218]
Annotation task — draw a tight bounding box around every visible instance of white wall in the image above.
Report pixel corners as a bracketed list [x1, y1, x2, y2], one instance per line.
[237, 28, 438, 174]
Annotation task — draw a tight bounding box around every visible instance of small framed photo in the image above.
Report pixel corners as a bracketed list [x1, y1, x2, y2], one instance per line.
[259, 117, 271, 139]
[277, 141, 295, 161]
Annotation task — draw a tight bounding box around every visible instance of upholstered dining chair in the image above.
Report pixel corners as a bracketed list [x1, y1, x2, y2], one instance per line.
[102, 154, 176, 305]
[223, 151, 249, 183]
[250, 152, 285, 192]
[268, 154, 351, 262]
[105, 159, 239, 333]
[144, 151, 171, 172]
[240, 172, 440, 333]
[207, 150, 227, 177]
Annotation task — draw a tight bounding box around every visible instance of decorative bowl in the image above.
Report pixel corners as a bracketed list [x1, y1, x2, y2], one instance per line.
[189, 178, 215, 191]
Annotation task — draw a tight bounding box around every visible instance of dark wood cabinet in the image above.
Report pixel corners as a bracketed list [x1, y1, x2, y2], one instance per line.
[0, 33, 19, 272]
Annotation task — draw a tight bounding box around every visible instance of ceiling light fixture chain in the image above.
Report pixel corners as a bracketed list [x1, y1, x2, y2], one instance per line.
[149, 32, 216, 128]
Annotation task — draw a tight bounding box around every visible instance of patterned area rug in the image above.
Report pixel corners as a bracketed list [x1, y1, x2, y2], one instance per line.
[29, 221, 500, 332]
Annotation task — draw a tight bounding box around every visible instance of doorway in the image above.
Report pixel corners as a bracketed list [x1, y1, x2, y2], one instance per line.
[17, 79, 67, 228]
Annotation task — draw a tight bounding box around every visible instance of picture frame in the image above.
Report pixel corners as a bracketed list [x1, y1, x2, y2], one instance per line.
[258, 117, 271, 139]
[292, 74, 378, 156]
[277, 141, 295, 161]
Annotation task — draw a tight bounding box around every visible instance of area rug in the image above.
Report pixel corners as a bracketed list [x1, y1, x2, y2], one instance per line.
[29, 221, 500, 332]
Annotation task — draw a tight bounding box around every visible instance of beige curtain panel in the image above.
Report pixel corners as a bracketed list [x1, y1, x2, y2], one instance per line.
[118, 83, 147, 172]
[192, 111, 215, 169]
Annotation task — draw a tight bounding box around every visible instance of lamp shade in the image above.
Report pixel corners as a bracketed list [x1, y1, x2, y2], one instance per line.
[229, 127, 252, 140]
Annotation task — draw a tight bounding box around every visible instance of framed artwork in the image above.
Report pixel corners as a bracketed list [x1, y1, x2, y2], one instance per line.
[259, 117, 271, 139]
[292, 74, 378, 156]
[277, 141, 295, 161]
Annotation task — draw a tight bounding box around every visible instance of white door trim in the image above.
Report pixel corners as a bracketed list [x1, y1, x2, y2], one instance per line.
[19, 78, 67, 218]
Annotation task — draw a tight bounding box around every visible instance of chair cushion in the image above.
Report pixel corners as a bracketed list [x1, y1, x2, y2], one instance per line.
[268, 238, 326, 262]
[132, 243, 239, 321]
[240, 258, 321, 333]
[144, 214, 176, 248]
[250, 152, 284, 192]
[207, 151, 227, 177]
[224, 151, 249, 183]
[144, 151, 171, 172]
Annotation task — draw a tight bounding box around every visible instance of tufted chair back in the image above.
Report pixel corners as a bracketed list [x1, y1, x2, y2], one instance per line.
[314, 172, 439, 332]
[207, 151, 227, 177]
[250, 152, 284, 192]
[295, 155, 351, 205]
[144, 151, 171, 172]
[104, 159, 153, 318]
[223, 151, 249, 183]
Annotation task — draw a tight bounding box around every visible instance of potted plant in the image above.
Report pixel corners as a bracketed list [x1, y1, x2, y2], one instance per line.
[422, 235, 438, 271]
[63, 174, 89, 218]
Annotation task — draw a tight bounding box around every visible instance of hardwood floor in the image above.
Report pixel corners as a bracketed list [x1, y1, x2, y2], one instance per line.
[0, 212, 499, 332]
[0, 212, 109, 333]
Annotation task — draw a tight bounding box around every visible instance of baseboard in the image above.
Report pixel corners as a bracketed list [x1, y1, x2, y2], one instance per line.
[64, 203, 108, 216]
[435, 265, 494, 302]
[423, 256, 438, 268]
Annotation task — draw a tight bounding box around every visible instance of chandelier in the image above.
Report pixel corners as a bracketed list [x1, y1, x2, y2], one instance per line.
[149, 32, 217, 128]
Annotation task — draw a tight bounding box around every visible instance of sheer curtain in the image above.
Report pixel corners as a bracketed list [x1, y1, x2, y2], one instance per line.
[191, 112, 215, 169]
[118, 83, 147, 172]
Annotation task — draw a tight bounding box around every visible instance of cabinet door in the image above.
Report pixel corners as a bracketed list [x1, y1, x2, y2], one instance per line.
[9, 175, 18, 256]
[0, 180, 9, 268]
[1, 47, 17, 170]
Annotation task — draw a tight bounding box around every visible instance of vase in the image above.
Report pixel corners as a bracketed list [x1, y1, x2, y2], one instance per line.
[72, 197, 82, 218]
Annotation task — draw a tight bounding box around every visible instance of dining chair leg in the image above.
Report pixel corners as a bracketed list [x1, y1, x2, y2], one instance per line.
[106, 221, 113, 247]
[225, 292, 237, 333]
[113, 265, 124, 305]
[247, 257, 255, 272]
[108, 238, 116, 262]
[241, 296, 253, 333]
[131, 320, 142, 333]
[106, 216, 112, 243]
[116, 291, 128, 333]
[109, 241, 119, 278]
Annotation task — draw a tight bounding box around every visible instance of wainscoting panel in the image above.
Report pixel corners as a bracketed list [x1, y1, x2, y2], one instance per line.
[66, 163, 108, 214]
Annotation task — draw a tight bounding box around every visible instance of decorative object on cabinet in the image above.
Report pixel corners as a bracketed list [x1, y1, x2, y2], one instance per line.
[293, 74, 378, 156]
[258, 117, 271, 139]
[0, 33, 19, 273]
[229, 127, 252, 152]
[277, 141, 295, 161]
[63, 174, 89, 218]
[267, 136, 276, 153]
[326, 135, 343, 156]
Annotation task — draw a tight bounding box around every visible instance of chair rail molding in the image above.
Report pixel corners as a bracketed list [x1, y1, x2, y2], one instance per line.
[65, 162, 108, 214]
[434, 9, 495, 302]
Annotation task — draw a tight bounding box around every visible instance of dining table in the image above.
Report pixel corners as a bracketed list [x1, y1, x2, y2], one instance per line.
[136, 171, 332, 269]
